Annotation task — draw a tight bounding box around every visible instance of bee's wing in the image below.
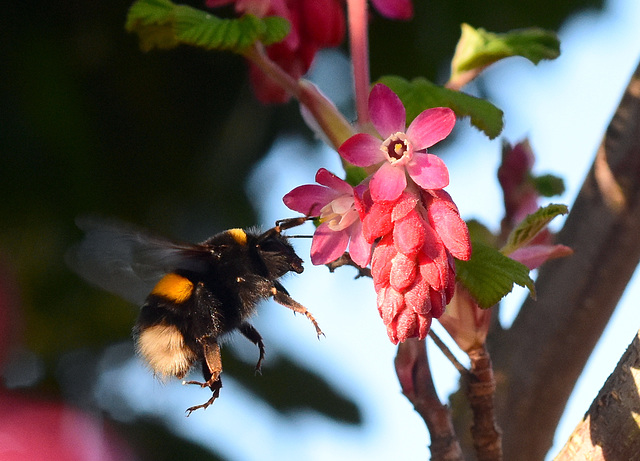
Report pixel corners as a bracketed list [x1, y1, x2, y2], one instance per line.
[66, 217, 210, 305]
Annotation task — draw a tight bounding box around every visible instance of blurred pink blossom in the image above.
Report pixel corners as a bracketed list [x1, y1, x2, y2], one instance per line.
[371, 0, 413, 20]
[207, 0, 345, 103]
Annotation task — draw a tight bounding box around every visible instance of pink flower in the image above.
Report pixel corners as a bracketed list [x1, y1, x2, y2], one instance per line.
[498, 140, 572, 269]
[207, 0, 345, 103]
[283, 168, 372, 267]
[364, 189, 470, 344]
[498, 140, 539, 228]
[0, 264, 133, 460]
[339, 84, 455, 202]
[0, 392, 133, 461]
[371, 0, 413, 20]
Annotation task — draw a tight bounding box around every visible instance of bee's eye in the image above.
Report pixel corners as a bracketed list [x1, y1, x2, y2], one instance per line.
[259, 238, 285, 253]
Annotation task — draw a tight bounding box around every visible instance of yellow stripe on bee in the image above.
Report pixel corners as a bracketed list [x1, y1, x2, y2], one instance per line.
[151, 273, 194, 303]
[227, 228, 247, 245]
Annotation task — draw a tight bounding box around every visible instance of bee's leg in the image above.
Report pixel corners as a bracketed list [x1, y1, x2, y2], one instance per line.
[184, 339, 223, 416]
[271, 282, 324, 338]
[238, 322, 266, 372]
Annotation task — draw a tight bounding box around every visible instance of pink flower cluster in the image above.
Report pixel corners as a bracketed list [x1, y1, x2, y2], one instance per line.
[205, 0, 414, 103]
[286, 84, 471, 343]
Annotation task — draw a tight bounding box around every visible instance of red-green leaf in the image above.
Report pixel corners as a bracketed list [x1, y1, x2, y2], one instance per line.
[501, 203, 568, 256]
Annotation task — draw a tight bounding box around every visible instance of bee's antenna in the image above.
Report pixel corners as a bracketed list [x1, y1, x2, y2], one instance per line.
[257, 216, 317, 242]
[274, 216, 317, 234]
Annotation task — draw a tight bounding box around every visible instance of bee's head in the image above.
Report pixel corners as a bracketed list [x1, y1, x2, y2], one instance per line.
[256, 217, 313, 278]
[256, 231, 304, 278]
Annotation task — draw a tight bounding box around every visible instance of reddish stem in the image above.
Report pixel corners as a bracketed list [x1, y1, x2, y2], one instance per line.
[246, 44, 353, 150]
[467, 346, 502, 461]
[395, 339, 464, 460]
[245, 43, 301, 99]
[346, 0, 371, 125]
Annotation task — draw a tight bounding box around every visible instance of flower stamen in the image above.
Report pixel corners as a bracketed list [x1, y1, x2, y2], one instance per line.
[320, 197, 359, 231]
[381, 132, 412, 165]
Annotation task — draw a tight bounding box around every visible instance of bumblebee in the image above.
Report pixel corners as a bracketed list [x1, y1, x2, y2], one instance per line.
[67, 217, 322, 415]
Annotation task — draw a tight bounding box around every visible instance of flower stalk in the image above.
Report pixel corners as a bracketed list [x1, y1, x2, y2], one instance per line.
[246, 44, 355, 150]
[346, 0, 371, 126]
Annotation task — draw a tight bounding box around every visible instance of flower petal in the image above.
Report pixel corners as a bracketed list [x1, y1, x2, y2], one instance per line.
[370, 162, 407, 202]
[283, 184, 335, 216]
[429, 288, 446, 318]
[329, 195, 356, 216]
[370, 0, 413, 20]
[416, 227, 447, 290]
[404, 273, 431, 316]
[445, 253, 456, 302]
[310, 222, 349, 265]
[315, 168, 353, 194]
[347, 220, 372, 268]
[509, 244, 573, 270]
[394, 309, 425, 343]
[371, 234, 395, 291]
[391, 191, 419, 222]
[339, 133, 384, 167]
[390, 252, 417, 291]
[301, 0, 346, 47]
[406, 107, 456, 150]
[353, 182, 372, 220]
[393, 209, 426, 258]
[406, 153, 449, 190]
[378, 286, 404, 326]
[362, 200, 394, 242]
[427, 190, 471, 260]
[417, 314, 432, 340]
[369, 84, 406, 138]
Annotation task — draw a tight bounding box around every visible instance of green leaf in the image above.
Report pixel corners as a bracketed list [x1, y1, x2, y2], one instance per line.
[126, 0, 290, 53]
[465, 219, 498, 248]
[451, 24, 561, 80]
[533, 173, 565, 197]
[378, 76, 504, 139]
[501, 203, 568, 255]
[261, 16, 292, 46]
[344, 164, 368, 187]
[456, 241, 535, 309]
[126, 0, 179, 51]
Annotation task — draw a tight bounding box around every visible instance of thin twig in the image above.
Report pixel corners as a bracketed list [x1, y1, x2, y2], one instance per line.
[428, 329, 469, 376]
[325, 252, 372, 278]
